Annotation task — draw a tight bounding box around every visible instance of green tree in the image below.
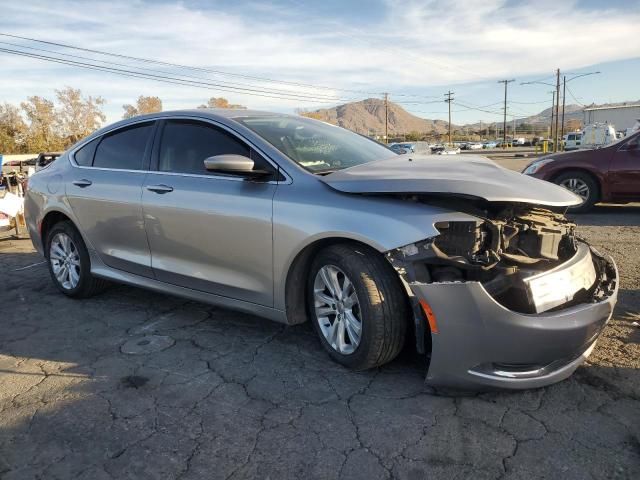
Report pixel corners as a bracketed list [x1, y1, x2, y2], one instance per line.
[123, 95, 162, 118]
[0, 103, 27, 154]
[197, 97, 246, 109]
[56, 87, 106, 145]
[21, 96, 62, 152]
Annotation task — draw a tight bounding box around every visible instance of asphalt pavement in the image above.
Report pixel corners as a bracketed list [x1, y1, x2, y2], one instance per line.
[0, 169, 638, 479]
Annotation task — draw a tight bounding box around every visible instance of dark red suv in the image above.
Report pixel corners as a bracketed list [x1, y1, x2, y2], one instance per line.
[523, 131, 640, 212]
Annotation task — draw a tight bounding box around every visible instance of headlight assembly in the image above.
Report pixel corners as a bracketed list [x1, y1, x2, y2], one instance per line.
[523, 158, 554, 175]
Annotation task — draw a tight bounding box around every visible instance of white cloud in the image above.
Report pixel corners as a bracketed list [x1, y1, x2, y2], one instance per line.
[0, 0, 638, 121]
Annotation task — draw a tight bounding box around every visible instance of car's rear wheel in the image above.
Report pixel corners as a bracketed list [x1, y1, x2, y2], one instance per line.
[553, 171, 599, 213]
[46, 221, 108, 298]
[307, 244, 408, 370]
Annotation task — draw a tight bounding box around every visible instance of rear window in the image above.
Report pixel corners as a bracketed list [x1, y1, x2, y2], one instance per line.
[93, 122, 153, 170]
[74, 138, 99, 166]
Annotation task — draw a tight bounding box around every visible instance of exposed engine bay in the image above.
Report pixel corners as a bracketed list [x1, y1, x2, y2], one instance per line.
[387, 196, 617, 315]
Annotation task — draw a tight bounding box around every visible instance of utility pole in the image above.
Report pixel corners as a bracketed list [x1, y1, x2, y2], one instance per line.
[561, 75, 567, 139]
[383, 92, 389, 144]
[498, 79, 515, 148]
[479, 120, 483, 140]
[549, 92, 556, 138]
[513, 117, 516, 138]
[444, 91, 454, 146]
[554, 68, 560, 151]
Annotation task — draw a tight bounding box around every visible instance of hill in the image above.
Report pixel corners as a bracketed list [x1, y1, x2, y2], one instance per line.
[300, 98, 452, 136]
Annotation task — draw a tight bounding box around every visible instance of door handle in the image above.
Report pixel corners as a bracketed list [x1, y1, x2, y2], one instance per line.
[146, 184, 174, 194]
[72, 179, 92, 188]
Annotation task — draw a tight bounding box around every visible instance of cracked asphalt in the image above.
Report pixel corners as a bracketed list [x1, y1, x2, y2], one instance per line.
[1, 204, 639, 479]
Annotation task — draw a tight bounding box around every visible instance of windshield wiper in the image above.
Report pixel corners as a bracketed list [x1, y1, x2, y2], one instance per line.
[313, 168, 340, 175]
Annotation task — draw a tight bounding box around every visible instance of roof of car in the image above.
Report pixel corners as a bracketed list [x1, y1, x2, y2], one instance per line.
[80, 109, 296, 145]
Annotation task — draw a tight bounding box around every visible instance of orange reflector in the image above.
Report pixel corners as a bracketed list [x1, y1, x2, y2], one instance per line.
[419, 299, 438, 334]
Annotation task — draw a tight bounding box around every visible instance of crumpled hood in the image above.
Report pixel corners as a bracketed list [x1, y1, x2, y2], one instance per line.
[321, 154, 582, 207]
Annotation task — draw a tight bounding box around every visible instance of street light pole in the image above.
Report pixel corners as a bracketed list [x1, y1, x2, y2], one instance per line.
[561, 71, 600, 138]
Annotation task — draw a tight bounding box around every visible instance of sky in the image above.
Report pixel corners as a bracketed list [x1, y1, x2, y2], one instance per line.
[1, 0, 639, 124]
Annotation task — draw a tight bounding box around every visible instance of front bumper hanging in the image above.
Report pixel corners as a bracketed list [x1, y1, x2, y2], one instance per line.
[406, 245, 618, 390]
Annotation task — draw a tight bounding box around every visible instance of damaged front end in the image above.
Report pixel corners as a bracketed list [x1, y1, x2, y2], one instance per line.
[386, 198, 618, 390]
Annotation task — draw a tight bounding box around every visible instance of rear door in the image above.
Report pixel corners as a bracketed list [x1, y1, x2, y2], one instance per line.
[66, 121, 155, 277]
[609, 133, 640, 200]
[141, 118, 278, 306]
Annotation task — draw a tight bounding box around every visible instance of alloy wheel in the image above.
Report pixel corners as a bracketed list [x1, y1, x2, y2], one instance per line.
[49, 232, 81, 290]
[560, 177, 590, 201]
[313, 265, 362, 355]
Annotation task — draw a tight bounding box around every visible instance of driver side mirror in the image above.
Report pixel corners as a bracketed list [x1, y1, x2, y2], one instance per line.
[203, 154, 272, 180]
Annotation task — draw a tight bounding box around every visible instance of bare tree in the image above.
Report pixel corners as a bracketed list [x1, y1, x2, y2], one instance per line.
[56, 87, 106, 144]
[0, 103, 27, 154]
[197, 97, 246, 109]
[122, 96, 163, 118]
[21, 96, 62, 152]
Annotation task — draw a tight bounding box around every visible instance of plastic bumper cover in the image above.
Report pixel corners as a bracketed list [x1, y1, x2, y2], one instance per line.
[410, 252, 618, 390]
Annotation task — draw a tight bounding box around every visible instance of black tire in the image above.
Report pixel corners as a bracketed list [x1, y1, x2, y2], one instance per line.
[45, 221, 109, 298]
[553, 171, 599, 213]
[307, 243, 409, 370]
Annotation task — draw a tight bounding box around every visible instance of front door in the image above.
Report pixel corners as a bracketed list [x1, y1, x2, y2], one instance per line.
[609, 133, 640, 200]
[142, 119, 277, 306]
[66, 121, 155, 277]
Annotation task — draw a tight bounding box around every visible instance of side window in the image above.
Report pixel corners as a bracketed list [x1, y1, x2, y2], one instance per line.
[158, 120, 260, 175]
[622, 135, 640, 151]
[74, 138, 99, 166]
[93, 122, 153, 170]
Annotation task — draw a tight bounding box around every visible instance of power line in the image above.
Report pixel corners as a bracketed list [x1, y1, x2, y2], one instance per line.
[0, 41, 356, 101]
[0, 40, 356, 103]
[0, 47, 362, 104]
[0, 32, 443, 101]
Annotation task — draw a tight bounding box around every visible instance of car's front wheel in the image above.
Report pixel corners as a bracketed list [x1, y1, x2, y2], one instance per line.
[308, 244, 409, 370]
[553, 171, 599, 213]
[46, 221, 108, 298]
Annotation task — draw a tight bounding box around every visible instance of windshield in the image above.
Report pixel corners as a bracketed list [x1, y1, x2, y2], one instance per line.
[238, 116, 395, 173]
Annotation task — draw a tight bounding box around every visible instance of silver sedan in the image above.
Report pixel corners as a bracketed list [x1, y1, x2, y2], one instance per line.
[24, 109, 618, 390]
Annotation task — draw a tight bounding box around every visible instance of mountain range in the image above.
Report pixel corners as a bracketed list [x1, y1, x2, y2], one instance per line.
[301, 98, 639, 135]
[300, 98, 451, 135]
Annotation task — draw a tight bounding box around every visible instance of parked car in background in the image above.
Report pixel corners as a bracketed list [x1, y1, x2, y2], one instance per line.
[389, 143, 415, 154]
[563, 132, 582, 151]
[36, 152, 63, 171]
[437, 147, 461, 155]
[482, 141, 498, 149]
[25, 109, 618, 390]
[523, 130, 640, 211]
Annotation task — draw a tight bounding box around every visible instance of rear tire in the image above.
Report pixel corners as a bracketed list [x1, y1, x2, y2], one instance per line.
[307, 244, 409, 370]
[46, 221, 109, 298]
[553, 171, 599, 213]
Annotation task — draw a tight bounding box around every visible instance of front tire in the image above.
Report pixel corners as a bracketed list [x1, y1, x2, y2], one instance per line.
[553, 171, 599, 213]
[308, 244, 409, 370]
[46, 221, 108, 298]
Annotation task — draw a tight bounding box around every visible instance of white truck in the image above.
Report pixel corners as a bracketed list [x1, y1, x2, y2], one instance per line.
[580, 123, 616, 149]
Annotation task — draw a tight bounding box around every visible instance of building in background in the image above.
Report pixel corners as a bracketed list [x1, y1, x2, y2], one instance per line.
[583, 104, 640, 132]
